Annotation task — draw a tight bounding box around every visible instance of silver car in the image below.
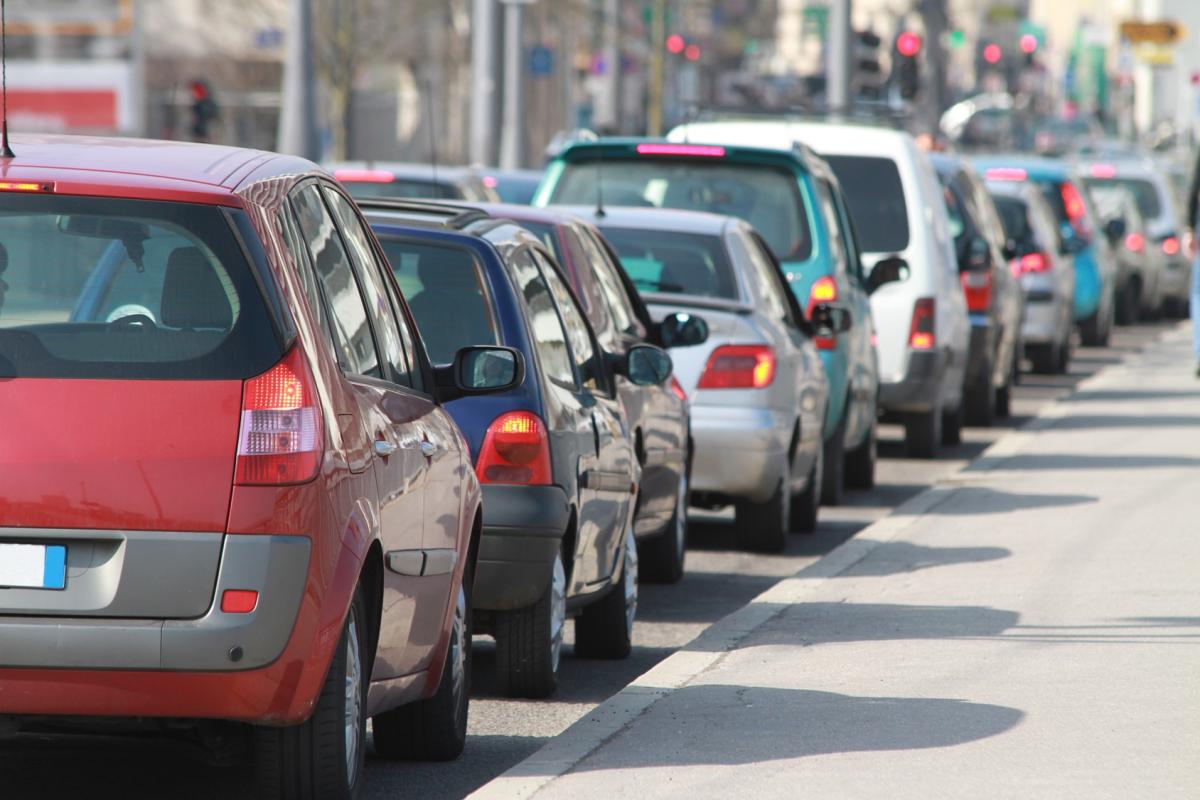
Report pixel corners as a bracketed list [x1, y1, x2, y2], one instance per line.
[987, 180, 1076, 375]
[559, 206, 830, 552]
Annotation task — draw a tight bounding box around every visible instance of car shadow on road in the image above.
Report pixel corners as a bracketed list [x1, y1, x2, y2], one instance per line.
[563, 686, 1023, 772]
[919, 485, 1097, 514]
[1041, 413, 1200, 430]
[974, 453, 1200, 471]
[734, 602, 1020, 647]
[363, 735, 549, 800]
[1065, 388, 1200, 403]
[838, 541, 1010, 577]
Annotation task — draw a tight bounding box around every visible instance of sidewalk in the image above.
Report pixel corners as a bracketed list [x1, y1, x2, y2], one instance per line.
[471, 326, 1200, 799]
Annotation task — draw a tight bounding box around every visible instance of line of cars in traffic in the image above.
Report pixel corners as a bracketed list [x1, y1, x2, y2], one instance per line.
[0, 118, 1187, 800]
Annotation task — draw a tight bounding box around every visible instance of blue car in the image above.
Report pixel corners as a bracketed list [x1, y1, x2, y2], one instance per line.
[973, 156, 1117, 346]
[360, 200, 672, 699]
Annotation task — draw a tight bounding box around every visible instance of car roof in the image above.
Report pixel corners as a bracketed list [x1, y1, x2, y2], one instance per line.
[671, 119, 914, 158]
[0, 133, 310, 203]
[326, 162, 480, 183]
[1075, 157, 1165, 180]
[548, 204, 735, 236]
[970, 154, 1073, 180]
[552, 136, 819, 166]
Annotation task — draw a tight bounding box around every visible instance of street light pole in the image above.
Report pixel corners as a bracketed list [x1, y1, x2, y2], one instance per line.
[827, 0, 851, 115]
[499, 0, 535, 169]
[278, 0, 318, 160]
[470, 0, 498, 166]
[647, 0, 666, 136]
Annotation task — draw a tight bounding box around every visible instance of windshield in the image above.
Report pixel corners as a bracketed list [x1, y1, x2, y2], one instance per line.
[550, 157, 812, 262]
[992, 196, 1034, 245]
[823, 156, 910, 253]
[377, 237, 498, 364]
[0, 193, 278, 380]
[1083, 177, 1162, 219]
[598, 227, 737, 300]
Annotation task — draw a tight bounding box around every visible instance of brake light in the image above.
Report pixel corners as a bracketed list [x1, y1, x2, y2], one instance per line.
[235, 347, 323, 485]
[1089, 164, 1117, 179]
[960, 270, 993, 312]
[1163, 236, 1180, 256]
[909, 298, 935, 351]
[985, 167, 1027, 182]
[0, 181, 54, 193]
[697, 345, 777, 389]
[221, 590, 259, 614]
[635, 143, 726, 158]
[1124, 232, 1144, 253]
[476, 411, 552, 485]
[1018, 252, 1050, 273]
[807, 275, 839, 350]
[333, 169, 395, 183]
[1060, 181, 1091, 237]
[669, 375, 688, 403]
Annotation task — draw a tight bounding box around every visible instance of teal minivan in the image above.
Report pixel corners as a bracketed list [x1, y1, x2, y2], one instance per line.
[535, 139, 881, 501]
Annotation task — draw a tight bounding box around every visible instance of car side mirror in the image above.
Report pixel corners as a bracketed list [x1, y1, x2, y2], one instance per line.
[611, 344, 673, 387]
[435, 346, 524, 403]
[659, 311, 709, 348]
[866, 255, 909, 294]
[810, 303, 852, 336]
[1103, 216, 1126, 244]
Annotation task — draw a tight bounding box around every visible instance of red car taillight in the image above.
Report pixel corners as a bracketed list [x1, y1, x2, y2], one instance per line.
[1162, 236, 1180, 256]
[960, 270, 993, 313]
[697, 345, 777, 389]
[1018, 252, 1051, 274]
[1060, 181, 1091, 238]
[235, 346, 323, 486]
[1124, 232, 1144, 253]
[807, 275, 838, 350]
[909, 298, 936, 351]
[476, 411, 552, 485]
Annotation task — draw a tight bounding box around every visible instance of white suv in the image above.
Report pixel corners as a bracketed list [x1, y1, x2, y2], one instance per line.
[669, 120, 970, 457]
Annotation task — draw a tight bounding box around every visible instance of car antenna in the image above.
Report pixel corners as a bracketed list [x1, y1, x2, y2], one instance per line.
[595, 141, 606, 218]
[425, 76, 438, 189]
[1, 0, 14, 159]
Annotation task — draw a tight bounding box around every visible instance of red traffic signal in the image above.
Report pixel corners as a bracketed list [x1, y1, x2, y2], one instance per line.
[1019, 34, 1038, 54]
[983, 43, 1003, 64]
[896, 32, 922, 58]
[666, 34, 685, 55]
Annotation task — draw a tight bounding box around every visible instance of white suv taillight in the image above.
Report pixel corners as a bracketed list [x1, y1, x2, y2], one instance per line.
[235, 346, 323, 485]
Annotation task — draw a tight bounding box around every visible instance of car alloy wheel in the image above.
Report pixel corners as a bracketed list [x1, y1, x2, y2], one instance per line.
[449, 585, 468, 719]
[622, 527, 639, 639]
[671, 471, 687, 565]
[549, 553, 567, 675]
[344, 612, 364, 780]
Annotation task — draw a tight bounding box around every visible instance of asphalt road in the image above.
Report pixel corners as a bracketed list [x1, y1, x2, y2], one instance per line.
[0, 322, 1174, 800]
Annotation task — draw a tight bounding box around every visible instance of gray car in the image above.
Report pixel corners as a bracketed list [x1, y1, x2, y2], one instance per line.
[561, 206, 831, 553]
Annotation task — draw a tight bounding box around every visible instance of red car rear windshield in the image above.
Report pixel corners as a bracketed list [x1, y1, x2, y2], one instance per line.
[0, 194, 281, 379]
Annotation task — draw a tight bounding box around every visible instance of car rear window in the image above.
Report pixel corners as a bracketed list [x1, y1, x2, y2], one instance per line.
[342, 179, 462, 201]
[550, 157, 812, 262]
[0, 193, 280, 380]
[823, 156, 910, 253]
[598, 227, 738, 300]
[377, 236, 498, 364]
[1083, 177, 1162, 219]
[992, 196, 1034, 244]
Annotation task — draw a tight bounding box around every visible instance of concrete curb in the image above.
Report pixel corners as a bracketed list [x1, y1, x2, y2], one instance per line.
[466, 326, 1174, 800]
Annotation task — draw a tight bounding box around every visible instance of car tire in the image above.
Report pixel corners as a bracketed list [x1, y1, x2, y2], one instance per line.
[372, 580, 471, 761]
[640, 467, 688, 584]
[1115, 281, 1139, 325]
[964, 359, 996, 427]
[1079, 307, 1111, 346]
[254, 584, 368, 800]
[494, 553, 565, 699]
[734, 452, 790, 552]
[941, 399, 964, 446]
[790, 443, 822, 534]
[904, 404, 941, 459]
[574, 526, 637, 660]
[1056, 333, 1072, 374]
[1027, 343, 1057, 375]
[844, 416, 876, 490]
[819, 408, 846, 506]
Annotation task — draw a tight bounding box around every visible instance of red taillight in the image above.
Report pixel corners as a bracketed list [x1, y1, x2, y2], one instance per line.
[333, 169, 395, 183]
[697, 345, 777, 389]
[669, 375, 688, 403]
[1089, 164, 1117, 179]
[1162, 236, 1180, 256]
[1018, 252, 1050, 273]
[909, 298, 935, 351]
[221, 589, 259, 614]
[1124, 232, 1144, 253]
[235, 347, 324, 486]
[476, 411, 552, 485]
[807, 275, 839, 350]
[635, 143, 726, 158]
[960, 270, 993, 312]
[0, 181, 54, 193]
[1060, 181, 1091, 238]
[985, 167, 1027, 182]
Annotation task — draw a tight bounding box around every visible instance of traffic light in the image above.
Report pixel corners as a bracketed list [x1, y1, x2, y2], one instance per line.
[853, 29, 884, 100]
[189, 80, 219, 141]
[1019, 33, 1039, 66]
[892, 31, 921, 100]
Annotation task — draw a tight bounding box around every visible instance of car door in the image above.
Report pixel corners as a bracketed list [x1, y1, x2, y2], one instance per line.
[535, 248, 635, 587]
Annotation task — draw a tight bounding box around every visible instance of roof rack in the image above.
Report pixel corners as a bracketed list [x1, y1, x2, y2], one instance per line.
[354, 198, 491, 230]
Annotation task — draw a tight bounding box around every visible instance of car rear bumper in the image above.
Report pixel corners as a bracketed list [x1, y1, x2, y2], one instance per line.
[473, 483, 571, 611]
[1022, 299, 1063, 344]
[879, 350, 944, 414]
[966, 318, 997, 385]
[1160, 256, 1190, 300]
[690, 404, 788, 504]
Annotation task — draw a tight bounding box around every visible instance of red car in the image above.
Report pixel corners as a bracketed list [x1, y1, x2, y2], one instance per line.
[0, 135, 520, 799]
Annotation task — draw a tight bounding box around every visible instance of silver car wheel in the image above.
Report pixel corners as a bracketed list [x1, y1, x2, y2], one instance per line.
[449, 585, 467, 715]
[549, 554, 566, 674]
[344, 613, 363, 778]
[672, 470, 688, 563]
[622, 526, 639, 637]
